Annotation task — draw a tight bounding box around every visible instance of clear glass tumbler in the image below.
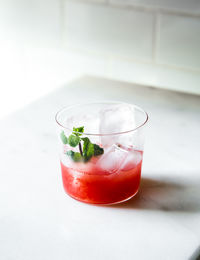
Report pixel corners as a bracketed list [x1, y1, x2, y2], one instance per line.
[55, 101, 148, 205]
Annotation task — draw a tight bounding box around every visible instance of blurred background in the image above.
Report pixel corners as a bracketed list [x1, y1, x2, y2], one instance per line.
[0, 0, 200, 118]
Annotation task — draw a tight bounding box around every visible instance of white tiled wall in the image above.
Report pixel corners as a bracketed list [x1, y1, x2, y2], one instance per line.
[64, 1, 154, 61]
[62, 0, 200, 95]
[158, 14, 200, 70]
[109, 0, 200, 14]
[1, 0, 200, 110]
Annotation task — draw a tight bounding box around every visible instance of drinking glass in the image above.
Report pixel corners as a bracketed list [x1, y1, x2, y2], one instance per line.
[55, 101, 148, 205]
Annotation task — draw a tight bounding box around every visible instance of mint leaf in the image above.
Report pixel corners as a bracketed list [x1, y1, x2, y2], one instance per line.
[60, 131, 68, 144]
[93, 144, 104, 156]
[73, 152, 82, 162]
[66, 150, 74, 157]
[73, 126, 84, 136]
[82, 137, 94, 162]
[66, 150, 82, 162]
[68, 135, 80, 147]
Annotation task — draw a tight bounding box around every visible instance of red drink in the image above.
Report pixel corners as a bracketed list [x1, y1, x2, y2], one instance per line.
[56, 102, 148, 205]
[61, 150, 143, 204]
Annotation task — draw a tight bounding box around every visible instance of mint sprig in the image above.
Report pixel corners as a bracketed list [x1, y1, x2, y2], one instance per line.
[60, 126, 104, 162]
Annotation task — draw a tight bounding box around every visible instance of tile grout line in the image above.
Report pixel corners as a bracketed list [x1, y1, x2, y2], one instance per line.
[65, 0, 109, 7]
[107, 1, 200, 18]
[153, 12, 161, 64]
[152, 12, 157, 63]
[65, 0, 200, 18]
[60, 0, 66, 49]
[66, 46, 200, 74]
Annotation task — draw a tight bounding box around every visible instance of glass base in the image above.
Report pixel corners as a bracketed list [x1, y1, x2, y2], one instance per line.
[64, 188, 139, 206]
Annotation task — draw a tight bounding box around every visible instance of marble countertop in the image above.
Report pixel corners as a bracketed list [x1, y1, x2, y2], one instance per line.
[0, 76, 200, 260]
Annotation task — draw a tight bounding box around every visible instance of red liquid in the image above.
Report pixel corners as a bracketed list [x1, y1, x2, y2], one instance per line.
[61, 151, 143, 204]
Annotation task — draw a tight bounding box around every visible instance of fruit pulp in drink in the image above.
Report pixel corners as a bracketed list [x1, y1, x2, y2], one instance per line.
[61, 150, 143, 204]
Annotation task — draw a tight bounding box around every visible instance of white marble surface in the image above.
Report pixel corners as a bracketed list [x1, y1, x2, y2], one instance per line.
[0, 76, 200, 260]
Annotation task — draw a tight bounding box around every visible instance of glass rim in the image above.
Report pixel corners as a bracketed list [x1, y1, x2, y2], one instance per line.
[55, 101, 149, 136]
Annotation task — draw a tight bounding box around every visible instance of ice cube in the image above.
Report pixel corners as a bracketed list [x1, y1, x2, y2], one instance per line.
[99, 104, 136, 147]
[81, 114, 100, 144]
[121, 150, 142, 171]
[64, 114, 100, 134]
[96, 144, 129, 173]
[63, 114, 100, 143]
[83, 115, 100, 134]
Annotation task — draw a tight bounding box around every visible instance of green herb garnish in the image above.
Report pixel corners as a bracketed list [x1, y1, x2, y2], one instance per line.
[60, 126, 104, 162]
[60, 131, 68, 144]
[66, 150, 82, 162]
[68, 135, 80, 147]
[73, 126, 84, 136]
[93, 144, 104, 156]
[82, 137, 94, 162]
